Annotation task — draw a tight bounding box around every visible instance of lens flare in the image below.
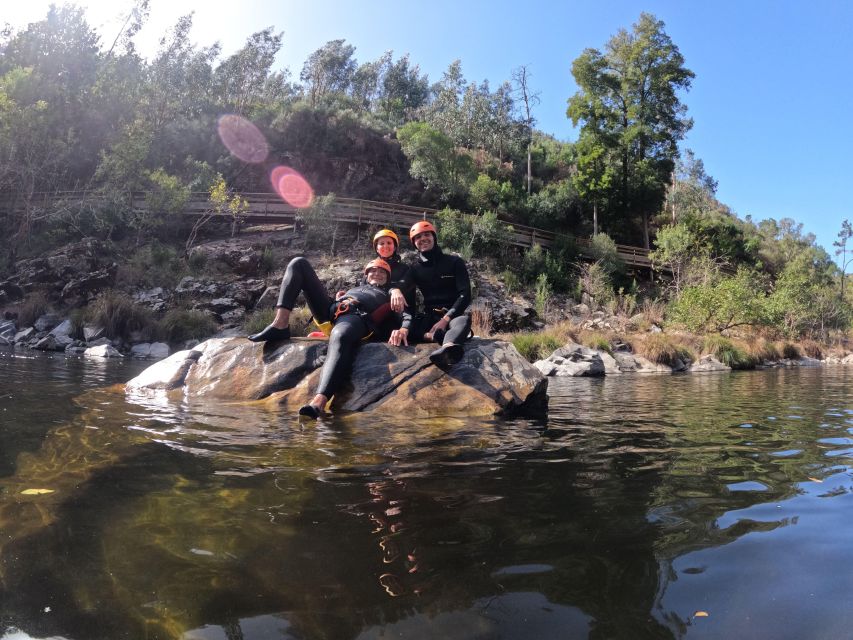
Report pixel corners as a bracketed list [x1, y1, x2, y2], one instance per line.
[217, 114, 269, 163]
[271, 165, 314, 208]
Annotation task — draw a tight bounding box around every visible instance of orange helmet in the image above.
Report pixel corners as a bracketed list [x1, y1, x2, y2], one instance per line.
[363, 258, 392, 276]
[409, 220, 437, 244]
[372, 229, 399, 249]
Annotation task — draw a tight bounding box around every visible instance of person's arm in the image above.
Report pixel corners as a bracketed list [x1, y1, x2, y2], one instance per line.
[388, 308, 412, 346]
[445, 257, 472, 319]
[389, 267, 414, 313]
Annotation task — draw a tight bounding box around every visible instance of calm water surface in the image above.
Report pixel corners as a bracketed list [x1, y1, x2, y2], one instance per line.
[2, 346, 853, 639]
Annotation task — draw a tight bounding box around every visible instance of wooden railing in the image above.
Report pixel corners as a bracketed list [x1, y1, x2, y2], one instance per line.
[3, 190, 655, 269]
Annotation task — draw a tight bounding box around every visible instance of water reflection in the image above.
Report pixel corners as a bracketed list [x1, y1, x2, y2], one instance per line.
[1, 359, 853, 639]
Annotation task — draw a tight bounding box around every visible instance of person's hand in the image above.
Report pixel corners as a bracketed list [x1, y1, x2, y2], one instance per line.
[428, 316, 450, 338]
[389, 328, 409, 346]
[389, 288, 407, 313]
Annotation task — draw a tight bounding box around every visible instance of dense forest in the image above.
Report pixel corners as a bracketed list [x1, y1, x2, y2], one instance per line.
[1, 4, 851, 342]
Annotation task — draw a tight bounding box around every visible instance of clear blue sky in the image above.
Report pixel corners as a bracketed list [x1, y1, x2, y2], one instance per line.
[6, 0, 853, 259]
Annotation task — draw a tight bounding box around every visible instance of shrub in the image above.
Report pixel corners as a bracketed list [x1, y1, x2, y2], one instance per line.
[85, 290, 153, 340]
[511, 332, 562, 362]
[502, 269, 521, 296]
[243, 308, 276, 335]
[702, 335, 756, 369]
[534, 273, 551, 317]
[799, 339, 823, 359]
[781, 342, 800, 359]
[580, 331, 612, 354]
[18, 292, 50, 328]
[589, 233, 625, 277]
[158, 309, 218, 343]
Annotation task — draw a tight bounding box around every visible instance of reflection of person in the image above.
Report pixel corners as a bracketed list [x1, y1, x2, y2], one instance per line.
[388, 221, 472, 368]
[248, 257, 398, 418]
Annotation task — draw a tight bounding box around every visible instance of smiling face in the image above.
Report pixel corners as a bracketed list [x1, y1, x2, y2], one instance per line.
[412, 231, 435, 253]
[375, 236, 396, 259]
[365, 267, 389, 287]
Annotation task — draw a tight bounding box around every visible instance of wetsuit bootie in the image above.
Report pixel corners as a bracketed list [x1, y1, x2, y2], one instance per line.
[429, 343, 464, 368]
[248, 325, 290, 343]
[298, 404, 322, 419]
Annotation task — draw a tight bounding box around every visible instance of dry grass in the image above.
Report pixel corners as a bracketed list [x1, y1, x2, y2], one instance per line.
[743, 337, 781, 363]
[470, 301, 493, 337]
[633, 333, 694, 366]
[799, 339, 823, 359]
[575, 329, 617, 354]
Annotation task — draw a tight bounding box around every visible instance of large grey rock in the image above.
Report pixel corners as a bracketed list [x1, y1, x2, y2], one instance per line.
[690, 355, 732, 372]
[534, 342, 605, 377]
[13, 327, 34, 343]
[126, 337, 546, 417]
[85, 344, 123, 358]
[130, 342, 170, 359]
[34, 313, 61, 332]
[83, 325, 105, 342]
[126, 349, 202, 392]
[0, 320, 15, 345]
[49, 319, 73, 338]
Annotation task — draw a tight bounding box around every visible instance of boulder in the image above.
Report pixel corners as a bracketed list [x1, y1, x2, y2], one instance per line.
[85, 344, 123, 358]
[13, 327, 34, 343]
[83, 325, 105, 342]
[129, 342, 170, 359]
[60, 265, 116, 303]
[49, 319, 73, 338]
[690, 355, 731, 372]
[0, 320, 15, 345]
[34, 313, 61, 332]
[534, 342, 605, 377]
[126, 337, 546, 417]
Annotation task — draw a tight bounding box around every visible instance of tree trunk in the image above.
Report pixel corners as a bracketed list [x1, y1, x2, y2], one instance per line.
[527, 143, 532, 195]
[643, 210, 650, 250]
[593, 201, 598, 236]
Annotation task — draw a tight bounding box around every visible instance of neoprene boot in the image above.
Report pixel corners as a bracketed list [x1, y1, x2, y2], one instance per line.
[429, 343, 464, 368]
[248, 325, 291, 343]
[298, 404, 322, 419]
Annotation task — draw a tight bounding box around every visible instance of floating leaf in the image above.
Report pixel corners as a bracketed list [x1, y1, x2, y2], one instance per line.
[21, 488, 55, 495]
[694, 611, 710, 618]
[808, 477, 823, 483]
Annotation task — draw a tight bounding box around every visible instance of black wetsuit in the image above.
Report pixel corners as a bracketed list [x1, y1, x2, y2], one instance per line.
[399, 245, 472, 345]
[276, 257, 396, 397]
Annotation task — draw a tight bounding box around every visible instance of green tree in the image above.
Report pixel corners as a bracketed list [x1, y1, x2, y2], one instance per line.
[568, 13, 694, 248]
[834, 219, 853, 299]
[300, 39, 356, 106]
[397, 121, 475, 201]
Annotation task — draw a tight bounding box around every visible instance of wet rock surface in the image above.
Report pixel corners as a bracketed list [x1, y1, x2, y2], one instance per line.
[126, 337, 547, 417]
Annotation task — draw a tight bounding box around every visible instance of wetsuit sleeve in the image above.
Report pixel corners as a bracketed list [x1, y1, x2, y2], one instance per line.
[400, 307, 413, 331]
[445, 257, 471, 319]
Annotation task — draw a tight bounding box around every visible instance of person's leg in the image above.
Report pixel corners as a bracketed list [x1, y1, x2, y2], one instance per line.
[430, 314, 471, 368]
[300, 315, 368, 417]
[250, 257, 333, 342]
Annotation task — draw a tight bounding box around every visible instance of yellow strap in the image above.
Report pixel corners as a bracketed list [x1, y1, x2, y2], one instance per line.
[313, 319, 333, 336]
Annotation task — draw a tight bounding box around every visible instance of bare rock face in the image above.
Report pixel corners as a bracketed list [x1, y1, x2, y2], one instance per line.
[534, 342, 605, 377]
[126, 337, 547, 417]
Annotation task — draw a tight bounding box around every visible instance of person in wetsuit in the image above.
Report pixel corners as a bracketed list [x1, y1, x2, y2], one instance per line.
[372, 229, 415, 313]
[247, 257, 398, 418]
[388, 220, 472, 368]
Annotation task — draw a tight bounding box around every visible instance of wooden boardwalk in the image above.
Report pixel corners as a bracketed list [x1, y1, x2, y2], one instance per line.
[4, 190, 654, 268]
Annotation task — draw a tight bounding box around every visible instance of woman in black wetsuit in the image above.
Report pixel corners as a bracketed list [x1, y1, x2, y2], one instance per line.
[372, 229, 414, 313]
[248, 257, 398, 418]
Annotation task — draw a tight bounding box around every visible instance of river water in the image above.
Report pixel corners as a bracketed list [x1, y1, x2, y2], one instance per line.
[1, 347, 853, 640]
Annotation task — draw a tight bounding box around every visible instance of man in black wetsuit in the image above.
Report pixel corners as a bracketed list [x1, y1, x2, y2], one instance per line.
[248, 257, 397, 418]
[388, 220, 472, 368]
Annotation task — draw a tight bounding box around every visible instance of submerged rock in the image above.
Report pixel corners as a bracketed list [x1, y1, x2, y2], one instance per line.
[126, 337, 546, 417]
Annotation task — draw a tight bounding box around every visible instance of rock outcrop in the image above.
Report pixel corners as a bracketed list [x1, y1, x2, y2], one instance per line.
[126, 337, 547, 417]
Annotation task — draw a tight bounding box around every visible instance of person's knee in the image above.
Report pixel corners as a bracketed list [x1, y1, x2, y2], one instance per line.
[287, 256, 309, 271]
